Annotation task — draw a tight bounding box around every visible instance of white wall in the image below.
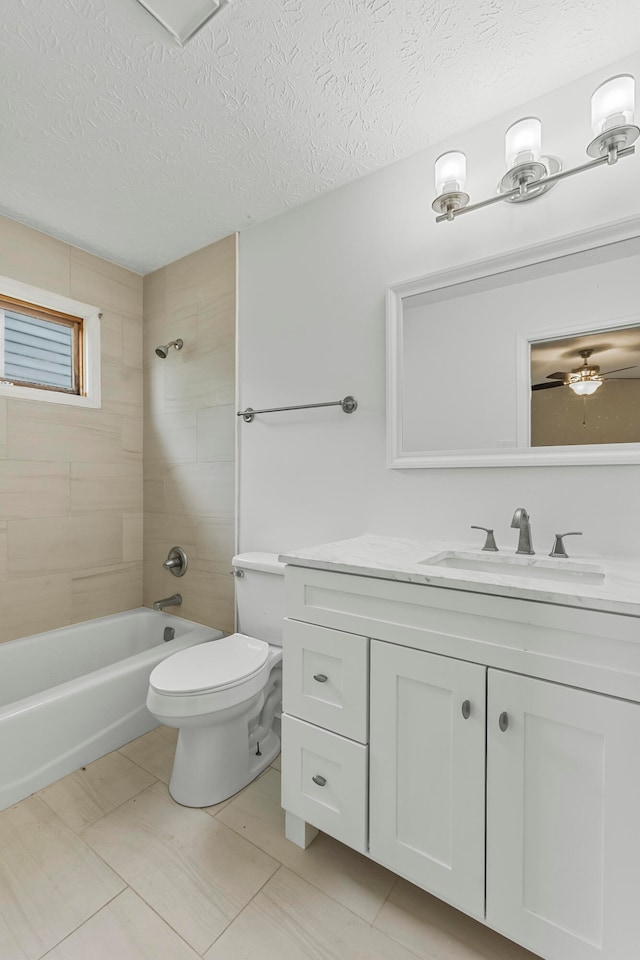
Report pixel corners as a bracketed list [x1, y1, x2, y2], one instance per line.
[238, 53, 640, 560]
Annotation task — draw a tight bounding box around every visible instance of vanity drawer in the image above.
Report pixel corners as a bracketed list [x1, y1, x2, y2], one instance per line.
[281, 714, 368, 852]
[283, 619, 369, 742]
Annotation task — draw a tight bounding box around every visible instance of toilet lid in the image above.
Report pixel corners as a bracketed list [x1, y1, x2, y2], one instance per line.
[149, 633, 269, 695]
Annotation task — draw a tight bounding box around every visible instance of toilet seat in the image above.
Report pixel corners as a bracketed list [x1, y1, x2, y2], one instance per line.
[149, 633, 269, 697]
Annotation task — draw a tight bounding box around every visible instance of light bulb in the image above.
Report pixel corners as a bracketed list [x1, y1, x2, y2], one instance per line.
[434, 151, 467, 196]
[569, 378, 602, 396]
[505, 117, 542, 169]
[591, 75, 635, 136]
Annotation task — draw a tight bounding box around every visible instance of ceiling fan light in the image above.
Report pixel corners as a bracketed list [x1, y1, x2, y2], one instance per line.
[569, 378, 602, 396]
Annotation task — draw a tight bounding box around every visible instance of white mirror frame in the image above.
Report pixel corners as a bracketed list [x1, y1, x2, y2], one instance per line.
[387, 217, 640, 468]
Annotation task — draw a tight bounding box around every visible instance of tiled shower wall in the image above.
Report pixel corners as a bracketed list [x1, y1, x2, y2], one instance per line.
[0, 216, 144, 642]
[143, 234, 236, 634]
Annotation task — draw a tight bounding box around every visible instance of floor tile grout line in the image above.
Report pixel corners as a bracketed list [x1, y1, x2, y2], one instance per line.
[35, 886, 125, 960]
[199, 862, 286, 956]
[369, 874, 400, 928]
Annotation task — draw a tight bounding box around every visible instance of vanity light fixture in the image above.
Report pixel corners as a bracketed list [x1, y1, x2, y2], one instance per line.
[432, 74, 639, 223]
[134, 0, 226, 45]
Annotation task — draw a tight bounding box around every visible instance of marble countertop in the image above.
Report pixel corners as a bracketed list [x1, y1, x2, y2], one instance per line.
[279, 535, 640, 618]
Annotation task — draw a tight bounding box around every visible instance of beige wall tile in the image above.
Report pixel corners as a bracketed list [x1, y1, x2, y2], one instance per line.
[164, 234, 235, 314]
[122, 417, 143, 460]
[144, 513, 197, 556]
[164, 462, 234, 518]
[143, 267, 166, 321]
[8, 516, 123, 576]
[164, 343, 235, 411]
[180, 567, 235, 632]
[0, 522, 7, 580]
[101, 361, 143, 417]
[143, 461, 164, 514]
[0, 574, 72, 643]
[70, 255, 143, 319]
[122, 513, 144, 562]
[69, 247, 140, 290]
[100, 313, 124, 363]
[70, 462, 142, 514]
[71, 563, 142, 624]
[197, 404, 235, 461]
[0, 215, 71, 295]
[197, 290, 235, 352]
[0, 461, 70, 519]
[144, 409, 197, 464]
[0, 398, 7, 457]
[8, 402, 125, 462]
[122, 316, 143, 369]
[196, 519, 235, 574]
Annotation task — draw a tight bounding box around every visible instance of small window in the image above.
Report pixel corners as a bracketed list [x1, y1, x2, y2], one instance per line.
[0, 276, 101, 409]
[0, 295, 83, 395]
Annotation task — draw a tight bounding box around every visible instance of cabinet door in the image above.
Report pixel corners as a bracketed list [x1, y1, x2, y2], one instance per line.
[487, 670, 640, 960]
[369, 640, 486, 919]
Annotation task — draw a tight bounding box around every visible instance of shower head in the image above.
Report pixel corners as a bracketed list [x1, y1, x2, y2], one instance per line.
[155, 339, 183, 359]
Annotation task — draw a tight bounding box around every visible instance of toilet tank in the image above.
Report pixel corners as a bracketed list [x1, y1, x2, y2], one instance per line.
[232, 552, 285, 646]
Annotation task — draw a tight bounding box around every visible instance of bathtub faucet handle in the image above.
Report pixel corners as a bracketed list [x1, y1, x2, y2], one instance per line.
[163, 546, 188, 577]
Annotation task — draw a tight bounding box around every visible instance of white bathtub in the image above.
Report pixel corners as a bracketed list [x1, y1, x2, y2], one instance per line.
[0, 607, 223, 811]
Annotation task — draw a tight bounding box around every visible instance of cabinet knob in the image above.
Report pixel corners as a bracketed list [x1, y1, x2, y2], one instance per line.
[461, 699, 471, 719]
[313, 673, 328, 683]
[312, 774, 327, 787]
[499, 711, 509, 732]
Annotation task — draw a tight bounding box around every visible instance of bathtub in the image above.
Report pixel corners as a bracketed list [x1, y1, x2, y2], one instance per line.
[0, 607, 223, 811]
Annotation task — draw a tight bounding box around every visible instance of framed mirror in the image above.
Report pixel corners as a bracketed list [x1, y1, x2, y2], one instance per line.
[387, 220, 640, 467]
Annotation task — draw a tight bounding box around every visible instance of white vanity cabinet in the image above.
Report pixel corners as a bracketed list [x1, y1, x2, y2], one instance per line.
[486, 670, 640, 960]
[281, 562, 640, 960]
[369, 641, 486, 919]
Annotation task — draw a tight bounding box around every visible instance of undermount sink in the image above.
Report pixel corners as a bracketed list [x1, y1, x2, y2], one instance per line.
[419, 551, 606, 584]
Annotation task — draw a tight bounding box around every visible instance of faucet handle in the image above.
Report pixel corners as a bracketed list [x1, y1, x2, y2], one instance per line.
[549, 532, 582, 559]
[470, 526, 498, 552]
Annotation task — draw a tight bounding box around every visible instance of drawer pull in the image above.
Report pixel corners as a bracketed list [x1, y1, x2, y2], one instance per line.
[313, 673, 328, 683]
[499, 711, 509, 732]
[461, 699, 471, 719]
[312, 774, 327, 787]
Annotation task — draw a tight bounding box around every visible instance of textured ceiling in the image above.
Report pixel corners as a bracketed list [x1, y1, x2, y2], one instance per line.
[2, 0, 640, 274]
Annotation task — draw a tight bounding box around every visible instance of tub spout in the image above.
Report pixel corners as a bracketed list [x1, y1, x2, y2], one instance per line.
[153, 594, 182, 611]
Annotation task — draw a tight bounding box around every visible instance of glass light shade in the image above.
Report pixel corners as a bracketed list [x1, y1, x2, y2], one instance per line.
[591, 75, 635, 135]
[434, 151, 467, 196]
[569, 378, 602, 396]
[505, 117, 542, 169]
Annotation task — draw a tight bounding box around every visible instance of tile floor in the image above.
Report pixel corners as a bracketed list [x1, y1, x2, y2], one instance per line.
[0, 726, 542, 960]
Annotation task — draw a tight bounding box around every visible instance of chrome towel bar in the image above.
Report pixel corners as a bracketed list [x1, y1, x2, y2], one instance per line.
[238, 395, 357, 423]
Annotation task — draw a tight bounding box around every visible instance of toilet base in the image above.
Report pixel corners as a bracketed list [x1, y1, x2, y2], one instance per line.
[167, 700, 281, 808]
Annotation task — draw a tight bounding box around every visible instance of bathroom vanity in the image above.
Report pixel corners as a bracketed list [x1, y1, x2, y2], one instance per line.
[279, 535, 640, 960]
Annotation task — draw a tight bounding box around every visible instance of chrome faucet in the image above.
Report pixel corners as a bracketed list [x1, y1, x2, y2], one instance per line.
[153, 593, 182, 611]
[511, 507, 534, 555]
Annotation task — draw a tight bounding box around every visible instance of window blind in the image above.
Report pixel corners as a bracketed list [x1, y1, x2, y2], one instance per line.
[3, 310, 74, 390]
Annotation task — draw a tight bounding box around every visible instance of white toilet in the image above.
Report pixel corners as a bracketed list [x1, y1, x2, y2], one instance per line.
[146, 552, 284, 807]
